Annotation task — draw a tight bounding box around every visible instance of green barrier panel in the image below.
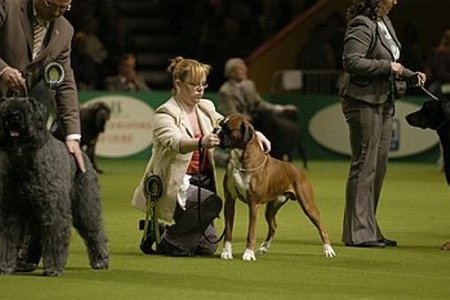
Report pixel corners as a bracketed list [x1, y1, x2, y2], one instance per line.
[79, 91, 439, 163]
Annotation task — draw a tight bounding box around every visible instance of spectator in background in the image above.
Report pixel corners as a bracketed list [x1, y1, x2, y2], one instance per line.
[79, 15, 108, 66]
[104, 53, 151, 92]
[71, 32, 99, 90]
[259, 0, 289, 40]
[297, 23, 336, 70]
[218, 58, 297, 118]
[426, 29, 450, 95]
[401, 22, 425, 72]
[217, 57, 299, 166]
[326, 12, 346, 70]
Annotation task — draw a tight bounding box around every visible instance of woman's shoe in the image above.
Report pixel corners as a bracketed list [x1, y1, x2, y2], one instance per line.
[379, 238, 397, 247]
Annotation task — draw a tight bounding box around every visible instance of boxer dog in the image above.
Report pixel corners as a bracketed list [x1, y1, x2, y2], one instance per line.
[217, 114, 335, 261]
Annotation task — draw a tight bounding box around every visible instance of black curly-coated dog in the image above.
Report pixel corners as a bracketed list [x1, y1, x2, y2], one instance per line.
[80, 102, 111, 173]
[405, 97, 450, 185]
[0, 97, 109, 276]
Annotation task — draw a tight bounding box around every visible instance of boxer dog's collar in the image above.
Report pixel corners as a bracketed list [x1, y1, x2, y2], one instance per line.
[230, 153, 268, 173]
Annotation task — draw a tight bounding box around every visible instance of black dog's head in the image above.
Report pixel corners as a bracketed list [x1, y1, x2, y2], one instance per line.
[405, 100, 447, 130]
[0, 97, 48, 152]
[406, 97, 450, 185]
[217, 113, 254, 150]
[83, 102, 111, 133]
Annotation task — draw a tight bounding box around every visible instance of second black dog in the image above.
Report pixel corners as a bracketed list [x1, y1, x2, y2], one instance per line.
[80, 102, 111, 173]
[405, 98, 450, 185]
[251, 108, 307, 168]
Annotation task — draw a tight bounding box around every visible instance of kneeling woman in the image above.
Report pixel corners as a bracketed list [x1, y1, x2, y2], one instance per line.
[132, 57, 270, 256]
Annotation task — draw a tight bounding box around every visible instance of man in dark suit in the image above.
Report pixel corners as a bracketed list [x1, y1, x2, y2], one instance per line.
[0, 0, 85, 172]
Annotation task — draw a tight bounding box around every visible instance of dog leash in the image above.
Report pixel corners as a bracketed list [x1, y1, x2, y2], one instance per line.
[420, 86, 439, 100]
[196, 140, 226, 245]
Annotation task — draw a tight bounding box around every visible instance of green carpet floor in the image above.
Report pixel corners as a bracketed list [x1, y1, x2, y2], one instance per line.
[1, 159, 449, 299]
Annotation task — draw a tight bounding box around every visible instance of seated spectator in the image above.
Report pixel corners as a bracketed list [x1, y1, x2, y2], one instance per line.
[104, 54, 151, 92]
[426, 29, 450, 95]
[217, 58, 300, 165]
[297, 23, 336, 70]
[71, 32, 99, 90]
[218, 58, 297, 119]
[80, 16, 108, 66]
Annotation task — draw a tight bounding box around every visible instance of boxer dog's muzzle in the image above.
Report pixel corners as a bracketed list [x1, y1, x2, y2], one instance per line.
[217, 115, 253, 150]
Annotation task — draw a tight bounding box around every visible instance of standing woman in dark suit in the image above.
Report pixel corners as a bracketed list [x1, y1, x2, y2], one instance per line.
[340, 0, 426, 248]
[0, 0, 85, 172]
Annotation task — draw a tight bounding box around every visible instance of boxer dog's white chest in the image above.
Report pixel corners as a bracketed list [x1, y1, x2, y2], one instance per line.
[227, 150, 251, 203]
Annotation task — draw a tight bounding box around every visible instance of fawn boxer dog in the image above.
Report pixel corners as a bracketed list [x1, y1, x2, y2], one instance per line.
[217, 114, 335, 261]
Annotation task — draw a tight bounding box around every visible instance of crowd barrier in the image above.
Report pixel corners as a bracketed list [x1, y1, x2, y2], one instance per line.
[79, 91, 440, 163]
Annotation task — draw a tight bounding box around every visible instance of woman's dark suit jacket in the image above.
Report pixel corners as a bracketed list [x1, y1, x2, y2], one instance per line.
[340, 15, 416, 104]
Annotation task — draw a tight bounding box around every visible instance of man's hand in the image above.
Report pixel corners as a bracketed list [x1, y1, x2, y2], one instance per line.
[0, 67, 26, 93]
[283, 104, 298, 112]
[66, 139, 86, 173]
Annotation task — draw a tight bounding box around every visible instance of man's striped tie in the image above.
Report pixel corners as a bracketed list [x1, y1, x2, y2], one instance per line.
[32, 19, 45, 60]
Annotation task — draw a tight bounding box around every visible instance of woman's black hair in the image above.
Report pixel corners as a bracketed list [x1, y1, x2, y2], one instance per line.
[346, 0, 378, 24]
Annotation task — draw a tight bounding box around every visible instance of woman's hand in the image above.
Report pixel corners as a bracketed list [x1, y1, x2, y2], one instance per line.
[255, 131, 271, 153]
[391, 62, 405, 78]
[201, 133, 221, 149]
[415, 72, 427, 87]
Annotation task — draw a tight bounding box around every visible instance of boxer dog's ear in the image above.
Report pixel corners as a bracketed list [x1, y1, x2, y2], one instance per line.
[241, 122, 253, 144]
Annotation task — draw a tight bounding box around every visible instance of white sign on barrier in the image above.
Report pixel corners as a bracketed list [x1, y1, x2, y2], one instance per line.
[309, 101, 439, 158]
[83, 95, 154, 158]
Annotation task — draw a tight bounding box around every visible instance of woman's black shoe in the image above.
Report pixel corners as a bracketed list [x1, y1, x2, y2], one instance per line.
[345, 240, 386, 248]
[379, 238, 397, 247]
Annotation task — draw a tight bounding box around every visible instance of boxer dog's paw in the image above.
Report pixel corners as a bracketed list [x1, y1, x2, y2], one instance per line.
[242, 249, 256, 261]
[257, 240, 272, 254]
[440, 241, 450, 250]
[221, 241, 234, 260]
[323, 244, 336, 258]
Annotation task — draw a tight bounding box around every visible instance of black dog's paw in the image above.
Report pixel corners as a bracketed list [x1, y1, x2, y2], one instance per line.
[90, 257, 109, 270]
[89, 249, 109, 270]
[0, 267, 14, 275]
[15, 261, 38, 273]
[43, 269, 63, 276]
